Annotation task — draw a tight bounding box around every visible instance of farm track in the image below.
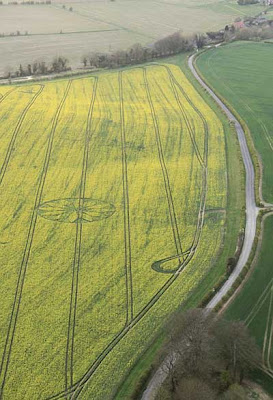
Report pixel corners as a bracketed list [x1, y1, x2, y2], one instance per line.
[46, 66, 209, 400]
[0, 85, 44, 185]
[119, 72, 134, 325]
[0, 80, 72, 399]
[0, 88, 16, 105]
[65, 77, 98, 393]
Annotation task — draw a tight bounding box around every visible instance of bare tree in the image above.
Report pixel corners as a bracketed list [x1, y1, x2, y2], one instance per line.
[51, 56, 69, 73]
[159, 309, 219, 393]
[176, 377, 217, 400]
[81, 55, 88, 68]
[221, 383, 246, 399]
[215, 320, 261, 384]
[129, 43, 145, 63]
[194, 33, 206, 49]
[155, 309, 261, 398]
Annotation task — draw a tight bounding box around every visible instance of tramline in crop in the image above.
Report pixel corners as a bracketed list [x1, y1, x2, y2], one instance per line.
[0, 64, 226, 399]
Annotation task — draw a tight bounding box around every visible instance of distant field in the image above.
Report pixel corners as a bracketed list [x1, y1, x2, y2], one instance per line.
[0, 0, 265, 75]
[0, 5, 112, 34]
[0, 63, 227, 399]
[225, 214, 273, 394]
[197, 42, 273, 203]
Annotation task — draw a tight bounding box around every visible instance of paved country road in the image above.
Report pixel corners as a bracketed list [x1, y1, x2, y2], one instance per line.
[141, 52, 259, 400]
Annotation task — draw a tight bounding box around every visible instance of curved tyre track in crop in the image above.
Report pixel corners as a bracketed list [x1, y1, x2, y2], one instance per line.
[141, 54, 259, 400]
[46, 66, 209, 400]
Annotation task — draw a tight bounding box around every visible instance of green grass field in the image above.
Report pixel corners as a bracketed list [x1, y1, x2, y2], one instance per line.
[197, 41, 273, 204]
[0, 60, 233, 399]
[225, 214, 273, 394]
[197, 41, 273, 394]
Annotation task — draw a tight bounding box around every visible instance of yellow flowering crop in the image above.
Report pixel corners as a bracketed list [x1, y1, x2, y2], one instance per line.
[0, 64, 226, 399]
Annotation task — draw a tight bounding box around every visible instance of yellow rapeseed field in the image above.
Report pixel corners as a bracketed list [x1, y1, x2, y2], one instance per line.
[0, 64, 226, 399]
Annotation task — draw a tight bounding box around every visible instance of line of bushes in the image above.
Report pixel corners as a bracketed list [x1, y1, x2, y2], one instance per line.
[4, 56, 71, 79]
[214, 209, 268, 312]
[198, 230, 245, 308]
[1, 31, 206, 79]
[80, 31, 206, 70]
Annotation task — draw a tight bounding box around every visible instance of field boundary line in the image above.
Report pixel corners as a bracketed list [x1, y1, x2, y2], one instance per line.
[65, 77, 98, 392]
[0, 84, 44, 185]
[118, 71, 134, 324]
[0, 29, 122, 40]
[0, 80, 72, 400]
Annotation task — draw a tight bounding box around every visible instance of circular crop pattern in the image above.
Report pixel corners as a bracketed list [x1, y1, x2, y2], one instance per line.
[37, 198, 116, 223]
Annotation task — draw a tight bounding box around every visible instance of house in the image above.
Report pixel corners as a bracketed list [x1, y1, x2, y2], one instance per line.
[233, 20, 246, 29]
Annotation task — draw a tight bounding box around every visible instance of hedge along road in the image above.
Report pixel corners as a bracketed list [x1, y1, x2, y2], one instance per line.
[141, 52, 259, 400]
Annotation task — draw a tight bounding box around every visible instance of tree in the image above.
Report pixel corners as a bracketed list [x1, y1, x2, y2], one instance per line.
[51, 56, 69, 72]
[176, 377, 217, 400]
[88, 53, 100, 68]
[194, 33, 206, 49]
[156, 309, 261, 398]
[81, 55, 88, 67]
[159, 309, 219, 393]
[154, 31, 194, 56]
[215, 320, 261, 383]
[19, 64, 24, 77]
[129, 43, 145, 63]
[227, 257, 236, 274]
[222, 383, 246, 399]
